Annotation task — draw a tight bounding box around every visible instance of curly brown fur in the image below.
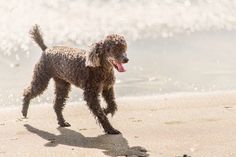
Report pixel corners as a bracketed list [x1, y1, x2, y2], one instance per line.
[22, 25, 129, 134]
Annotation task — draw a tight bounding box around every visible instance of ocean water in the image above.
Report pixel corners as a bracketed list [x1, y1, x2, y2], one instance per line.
[1, 0, 236, 107]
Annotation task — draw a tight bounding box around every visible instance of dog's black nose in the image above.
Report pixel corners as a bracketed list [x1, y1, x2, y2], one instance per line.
[123, 58, 129, 63]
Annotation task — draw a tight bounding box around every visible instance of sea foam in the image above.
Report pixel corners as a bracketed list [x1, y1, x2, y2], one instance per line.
[1, 0, 236, 55]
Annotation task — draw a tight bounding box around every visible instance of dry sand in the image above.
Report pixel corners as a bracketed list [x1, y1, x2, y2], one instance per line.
[0, 91, 236, 157]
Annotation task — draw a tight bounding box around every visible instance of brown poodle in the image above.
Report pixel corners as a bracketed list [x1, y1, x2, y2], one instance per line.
[22, 25, 129, 134]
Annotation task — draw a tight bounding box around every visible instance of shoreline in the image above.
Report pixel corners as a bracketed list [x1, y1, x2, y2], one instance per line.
[0, 91, 236, 156]
[1, 90, 236, 110]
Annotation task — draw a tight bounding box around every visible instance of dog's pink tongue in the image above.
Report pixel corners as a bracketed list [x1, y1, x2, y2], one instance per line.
[116, 63, 126, 72]
[113, 61, 126, 72]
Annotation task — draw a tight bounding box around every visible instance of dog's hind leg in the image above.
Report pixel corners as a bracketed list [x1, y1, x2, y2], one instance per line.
[53, 78, 71, 127]
[84, 85, 120, 134]
[22, 62, 51, 118]
[102, 86, 117, 116]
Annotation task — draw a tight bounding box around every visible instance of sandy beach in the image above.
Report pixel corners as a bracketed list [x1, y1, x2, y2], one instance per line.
[0, 91, 235, 157]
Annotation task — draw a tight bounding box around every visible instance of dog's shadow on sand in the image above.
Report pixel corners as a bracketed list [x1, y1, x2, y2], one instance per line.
[24, 124, 148, 157]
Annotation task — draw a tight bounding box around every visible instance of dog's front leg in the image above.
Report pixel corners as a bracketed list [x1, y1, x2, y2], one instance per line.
[102, 86, 117, 116]
[83, 87, 120, 134]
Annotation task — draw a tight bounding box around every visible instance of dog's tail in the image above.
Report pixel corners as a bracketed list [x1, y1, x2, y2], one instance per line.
[29, 24, 47, 51]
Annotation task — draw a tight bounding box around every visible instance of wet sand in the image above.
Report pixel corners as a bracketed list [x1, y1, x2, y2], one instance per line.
[0, 91, 236, 157]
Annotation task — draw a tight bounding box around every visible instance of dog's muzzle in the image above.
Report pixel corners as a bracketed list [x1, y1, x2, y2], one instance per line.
[122, 57, 129, 63]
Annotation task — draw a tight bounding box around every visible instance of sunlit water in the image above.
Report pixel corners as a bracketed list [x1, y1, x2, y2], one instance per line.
[1, 0, 236, 107]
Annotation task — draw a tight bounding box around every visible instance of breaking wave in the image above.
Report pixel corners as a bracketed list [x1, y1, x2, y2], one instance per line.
[1, 0, 236, 55]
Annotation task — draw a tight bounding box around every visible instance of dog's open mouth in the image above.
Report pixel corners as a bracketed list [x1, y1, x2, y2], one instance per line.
[111, 60, 126, 72]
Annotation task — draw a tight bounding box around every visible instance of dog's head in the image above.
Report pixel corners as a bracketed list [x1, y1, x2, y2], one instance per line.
[86, 34, 128, 72]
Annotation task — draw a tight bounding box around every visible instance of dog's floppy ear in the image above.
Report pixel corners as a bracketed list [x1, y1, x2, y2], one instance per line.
[85, 42, 103, 67]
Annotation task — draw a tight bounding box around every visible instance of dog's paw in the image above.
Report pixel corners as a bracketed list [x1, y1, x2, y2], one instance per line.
[21, 110, 28, 118]
[103, 108, 109, 115]
[103, 108, 116, 116]
[106, 128, 121, 134]
[59, 122, 71, 127]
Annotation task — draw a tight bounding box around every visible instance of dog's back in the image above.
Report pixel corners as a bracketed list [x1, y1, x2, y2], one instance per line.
[30, 25, 89, 86]
[43, 46, 88, 86]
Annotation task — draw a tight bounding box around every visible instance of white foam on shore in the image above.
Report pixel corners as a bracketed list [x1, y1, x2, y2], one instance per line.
[1, 0, 236, 55]
[1, 90, 236, 110]
[118, 90, 236, 101]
